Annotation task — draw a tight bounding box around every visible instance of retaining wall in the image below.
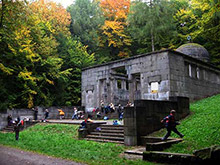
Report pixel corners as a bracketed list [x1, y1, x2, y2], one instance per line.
[0, 106, 82, 130]
[124, 97, 189, 146]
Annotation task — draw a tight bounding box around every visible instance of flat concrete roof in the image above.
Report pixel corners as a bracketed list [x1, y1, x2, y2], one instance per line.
[82, 49, 220, 72]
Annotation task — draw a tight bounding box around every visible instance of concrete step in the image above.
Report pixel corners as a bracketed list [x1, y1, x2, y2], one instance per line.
[141, 136, 183, 151]
[1, 129, 13, 133]
[5, 125, 14, 128]
[98, 129, 124, 133]
[86, 135, 124, 141]
[85, 138, 124, 144]
[2, 126, 14, 132]
[84, 123, 124, 144]
[100, 124, 123, 128]
[3, 127, 14, 130]
[1, 122, 38, 133]
[124, 147, 146, 156]
[99, 125, 124, 130]
[143, 151, 197, 164]
[90, 132, 124, 137]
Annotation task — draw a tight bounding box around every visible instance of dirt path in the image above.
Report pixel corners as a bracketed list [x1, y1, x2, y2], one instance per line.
[0, 145, 85, 165]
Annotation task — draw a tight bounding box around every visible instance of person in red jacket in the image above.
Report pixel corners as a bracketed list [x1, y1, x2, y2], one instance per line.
[161, 110, 184, 141]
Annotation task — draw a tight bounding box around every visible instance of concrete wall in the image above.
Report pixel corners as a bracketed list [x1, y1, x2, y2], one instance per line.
[82, 50, 171, 111]
[169, 51, 220, 101]
[124, 97, 189, 146]
[82, 49, 220, 111]
[0, 113, 8, 130]
[0, 106, 81, 130]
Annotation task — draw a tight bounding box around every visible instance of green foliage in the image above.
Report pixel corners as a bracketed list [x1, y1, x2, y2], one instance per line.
[0, 0, 94, 110]
[0, 124, 153, 165]
[128, 0, 178, 54]
[55, 34, 95, 105]
[151, 94, 220, 154]
[174, 0, 220, 66]
[0, 0, 220, 110]
[67, 0, 105, 62]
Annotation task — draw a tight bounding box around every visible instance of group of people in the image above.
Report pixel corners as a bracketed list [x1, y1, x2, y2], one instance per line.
[100, 100, 124, 120]
[57, 107, 85, 120]
[32, 107, 49, 121]
[7, 103, 185, 142]
[100, 100, 116, 114]
[71, 107, 85, 120]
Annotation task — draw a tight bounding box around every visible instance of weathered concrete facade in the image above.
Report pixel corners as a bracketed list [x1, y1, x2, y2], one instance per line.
[82, 49, 220, 111]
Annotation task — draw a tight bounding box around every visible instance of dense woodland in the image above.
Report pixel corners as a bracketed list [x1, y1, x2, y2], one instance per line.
[0, 0, 219, 110]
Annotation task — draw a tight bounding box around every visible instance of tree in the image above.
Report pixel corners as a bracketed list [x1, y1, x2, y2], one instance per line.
[0, 0, 42, 109]
[175, 0, 220, 67]
[0, 0, 70, 109]
[67, 0, 105, 62]
[55, 34, 95, 105]
[30, 0, 71, 36]
[128, 0, 178, 54]
[99, 0, 132, 59]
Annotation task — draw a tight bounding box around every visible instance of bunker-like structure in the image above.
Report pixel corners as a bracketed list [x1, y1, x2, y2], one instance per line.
[82, 47, 220, 111]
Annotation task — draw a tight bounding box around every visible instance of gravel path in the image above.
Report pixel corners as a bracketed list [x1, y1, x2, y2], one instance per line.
[0, 145, 85, 165]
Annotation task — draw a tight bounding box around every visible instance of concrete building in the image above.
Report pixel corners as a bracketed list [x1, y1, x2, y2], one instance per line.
[81, 44, 220, 111]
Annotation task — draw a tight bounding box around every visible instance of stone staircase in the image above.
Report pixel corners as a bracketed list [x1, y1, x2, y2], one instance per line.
[85, 124, 124, 144]
[1, 125, 14, 132]
[1, 121, 38, 133]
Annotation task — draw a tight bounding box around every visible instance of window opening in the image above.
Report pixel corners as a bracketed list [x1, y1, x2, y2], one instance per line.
[126, 81, 129, 90]
[117, 80, 122, 89]
[196, 67, 200, 79]
[189, 64, 192, 77]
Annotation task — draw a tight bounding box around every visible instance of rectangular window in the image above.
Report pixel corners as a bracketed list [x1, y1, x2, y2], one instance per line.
[189, 64, 192, 77]
[126, 81, 129, 90]
[117, 80, 122, 89]
[151, 82, 159, 93]
[196, 67, 200, 79]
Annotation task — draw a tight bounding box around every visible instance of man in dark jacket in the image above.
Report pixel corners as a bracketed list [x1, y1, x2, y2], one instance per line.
[161, 110, 184, 140]
[14, 119, 21, 141]
[7, 114, 13, 126]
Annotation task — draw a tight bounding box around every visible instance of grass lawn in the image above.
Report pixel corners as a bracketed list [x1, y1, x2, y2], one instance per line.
[151, 94, 220, 154]
[0, 123, 153, 165]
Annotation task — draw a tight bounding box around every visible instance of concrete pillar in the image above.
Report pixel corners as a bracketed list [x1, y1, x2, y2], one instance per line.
[128, 74, 134, 103]
[124, 107, 137, 146]
[106, 77, 111, 104]
[97, 80, 102, 108]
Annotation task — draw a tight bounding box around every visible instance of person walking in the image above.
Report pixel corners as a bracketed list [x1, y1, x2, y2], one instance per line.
[44, 109, 49, 120]
[161, 110, 184, 140]
[58, 109, 65, 119]
[32, 107, 38, 120]
[72, 107, 78, 120]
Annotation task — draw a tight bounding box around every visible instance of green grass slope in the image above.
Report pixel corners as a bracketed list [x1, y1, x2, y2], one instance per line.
[152, 94, 220, 154]
[0, 124, 153, 165]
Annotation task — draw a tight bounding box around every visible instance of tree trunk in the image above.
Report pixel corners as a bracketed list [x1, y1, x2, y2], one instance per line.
[151, 29, 155, 52]
[149, 0, 155, 52]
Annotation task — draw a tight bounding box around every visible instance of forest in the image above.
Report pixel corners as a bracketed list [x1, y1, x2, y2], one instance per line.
[0, 0, 219, 110]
